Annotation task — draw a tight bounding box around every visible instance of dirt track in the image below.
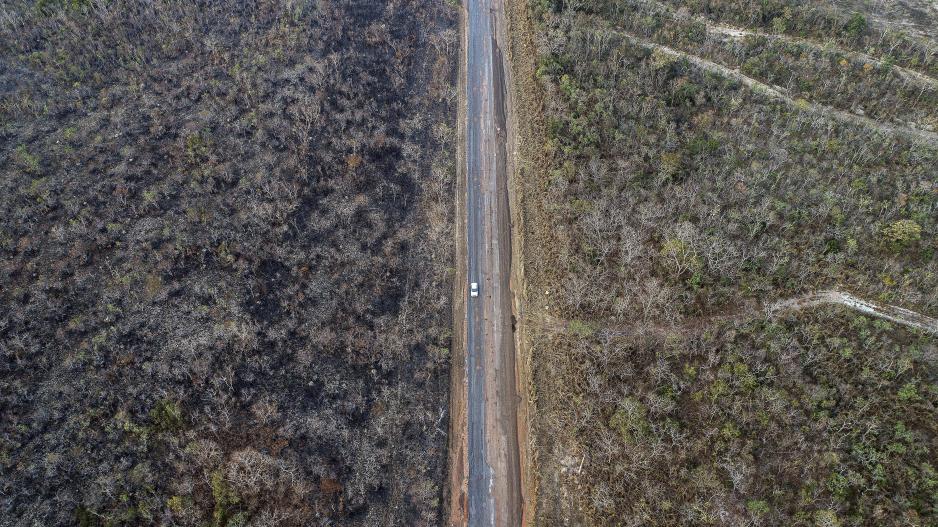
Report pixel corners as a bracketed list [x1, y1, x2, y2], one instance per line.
[769, 290, 938, 335]
[612, 30, 938, 146]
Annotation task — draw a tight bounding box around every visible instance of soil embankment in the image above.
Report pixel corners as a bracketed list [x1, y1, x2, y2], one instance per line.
[503, 0, 549, 523]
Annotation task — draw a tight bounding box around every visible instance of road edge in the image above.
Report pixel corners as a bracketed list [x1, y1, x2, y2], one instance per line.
[446, 2, 469, 525]
[501, 0, 538, 524]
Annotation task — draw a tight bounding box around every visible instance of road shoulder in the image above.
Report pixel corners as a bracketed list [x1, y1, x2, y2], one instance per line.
[501, 0, 538, 523]
[446, 3, 469, 525]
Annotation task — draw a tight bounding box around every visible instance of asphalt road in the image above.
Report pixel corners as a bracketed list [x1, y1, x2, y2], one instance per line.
[465, 0, 522, 525]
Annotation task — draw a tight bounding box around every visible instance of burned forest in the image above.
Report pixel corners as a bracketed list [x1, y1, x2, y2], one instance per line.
[0, 0, 458, 525]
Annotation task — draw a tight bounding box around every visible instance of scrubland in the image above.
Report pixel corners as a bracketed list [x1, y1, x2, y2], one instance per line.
[509, 0, 938, 524]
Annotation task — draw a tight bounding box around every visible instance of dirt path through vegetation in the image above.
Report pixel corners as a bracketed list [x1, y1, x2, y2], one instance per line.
[535, 290, 938, 340]
[707, 23, 938, 90]
[638, 0, 938, 91]
[612, 30, 938, 146]
[769, 290, 938, 335]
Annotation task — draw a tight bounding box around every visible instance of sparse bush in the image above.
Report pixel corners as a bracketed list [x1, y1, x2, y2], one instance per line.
[844, 13, 867, 39]
[149, 399, 184, 433]
[746, 499, 770, 516]
[14, 145, 40, 174]
[211, 471, 240, 527]
[568, 319, 594, 337]
[814, 509, 841, 527]
[608, 397, 648, 444]
[881, 219, 922, 251]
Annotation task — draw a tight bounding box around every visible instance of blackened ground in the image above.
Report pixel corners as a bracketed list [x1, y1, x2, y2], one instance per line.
[0, 0, 458, 525]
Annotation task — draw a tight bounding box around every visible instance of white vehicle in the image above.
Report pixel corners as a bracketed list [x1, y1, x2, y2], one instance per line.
[470, 282, 479, 297]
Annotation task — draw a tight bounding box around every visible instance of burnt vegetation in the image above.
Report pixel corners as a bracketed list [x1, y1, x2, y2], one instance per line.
[0, 0, 457, 525]
[510, 0, 938, 525]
